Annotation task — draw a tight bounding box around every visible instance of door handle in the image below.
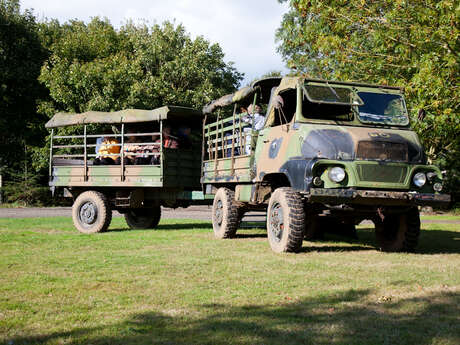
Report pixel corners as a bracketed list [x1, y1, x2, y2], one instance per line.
[263, 140, 270, 143]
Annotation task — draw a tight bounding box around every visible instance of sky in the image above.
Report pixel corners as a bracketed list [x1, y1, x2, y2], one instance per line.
[20, 0, 291, 86]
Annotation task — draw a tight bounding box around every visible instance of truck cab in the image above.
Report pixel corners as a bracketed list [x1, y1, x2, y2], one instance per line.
[202, 77, 450, 253]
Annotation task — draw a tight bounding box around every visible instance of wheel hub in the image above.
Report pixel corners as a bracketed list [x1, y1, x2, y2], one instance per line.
[215, 200, 223, 226]
[270, 203, 284, 242]
[79, 202, 97, 225]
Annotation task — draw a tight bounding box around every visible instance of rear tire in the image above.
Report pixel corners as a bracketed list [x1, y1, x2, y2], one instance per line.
[374, 207, 420, 252]
[212, 188, 239, 238]
[124, 206, 161, 229]
[267, 187, 305, 253]
[72, 191, 112, 234]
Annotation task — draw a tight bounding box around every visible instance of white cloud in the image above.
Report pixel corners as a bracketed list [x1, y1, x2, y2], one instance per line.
[21, 0, 290, 85]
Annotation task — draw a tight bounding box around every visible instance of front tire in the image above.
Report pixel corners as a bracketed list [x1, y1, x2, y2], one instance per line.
[267, 187, 305, 253]
[124, 206, 161, 229]
[72, 191, 112, 234]
[212, 188, 239, 238]
[374, 207, 421, 252]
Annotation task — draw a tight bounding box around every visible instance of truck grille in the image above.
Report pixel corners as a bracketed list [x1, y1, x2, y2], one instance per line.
[356, 164, 408, 183]
[357, 141, 408, 162]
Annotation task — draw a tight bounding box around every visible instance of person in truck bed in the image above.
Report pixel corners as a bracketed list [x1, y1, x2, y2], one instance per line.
[94, 137, 120, 165]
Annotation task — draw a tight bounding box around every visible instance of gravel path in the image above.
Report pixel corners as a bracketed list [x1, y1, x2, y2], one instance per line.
[0, 207, 458, 224]
[0, 206, 213, 221]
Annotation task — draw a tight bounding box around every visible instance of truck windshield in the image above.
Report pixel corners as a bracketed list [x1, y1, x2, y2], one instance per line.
[304, 84, 362, 106]
[357, 92, 409, 126]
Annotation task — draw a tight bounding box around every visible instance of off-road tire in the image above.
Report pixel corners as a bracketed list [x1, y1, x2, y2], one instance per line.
[374, 207, 420, 252]
[267, 187, 305, 253]
[212, 188, 239, 238]
[72, 191, 112, 234]
[124, 206, 161, 229]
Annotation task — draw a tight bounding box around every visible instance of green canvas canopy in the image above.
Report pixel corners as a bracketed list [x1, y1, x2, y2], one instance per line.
[202, 77, 284, 115]
[45, 106, 202, 128]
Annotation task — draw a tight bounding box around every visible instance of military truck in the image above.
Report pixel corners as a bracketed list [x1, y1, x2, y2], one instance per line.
[202, 77, 450, 253]
[46, 106, 207, 233]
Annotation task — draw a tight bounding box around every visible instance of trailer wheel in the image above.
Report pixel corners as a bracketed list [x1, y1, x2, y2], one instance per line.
[374, 207, 420, 252]
[124, 206, 161, 229]
[212, 188, 239, 238]
[72, 191, 112, 234]
[267, 187, 305, 253]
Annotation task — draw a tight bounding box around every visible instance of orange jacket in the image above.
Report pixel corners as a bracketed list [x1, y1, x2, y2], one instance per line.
[98, 139, 120, 160]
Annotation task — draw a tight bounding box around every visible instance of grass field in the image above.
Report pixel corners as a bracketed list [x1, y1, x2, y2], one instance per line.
[0, 216, 459, 345]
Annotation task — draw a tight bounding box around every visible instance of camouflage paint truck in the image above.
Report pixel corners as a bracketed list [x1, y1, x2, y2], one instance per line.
[46, 106, 207, 233]
[202, 76, 450, 253]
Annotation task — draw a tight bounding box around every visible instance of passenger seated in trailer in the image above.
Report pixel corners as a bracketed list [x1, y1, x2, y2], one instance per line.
[162, 125, 179, 149]
[139, 125, 179, 165]
[142, 134, 160, 165]
[94, 136, 121, 165]
[123, 135, 139, 165]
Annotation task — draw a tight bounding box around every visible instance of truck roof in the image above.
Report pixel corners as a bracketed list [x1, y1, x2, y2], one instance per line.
[202, 76, 403, 114]
[45, 106, 202, 128]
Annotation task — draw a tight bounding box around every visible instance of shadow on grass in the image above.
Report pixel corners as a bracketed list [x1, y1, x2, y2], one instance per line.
[300, 245, 373, 252]
[106, 223, 213, 232]
[415, 228, 460, 254]
[9, 289, 459, 345]
[312, 227, 460, 255]
[235, 233, 267, 239]
[156, 223, 213, 231]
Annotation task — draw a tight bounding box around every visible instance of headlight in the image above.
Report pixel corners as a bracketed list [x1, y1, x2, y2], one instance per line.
[413, 172, 426, 187]
[433, 182, 443, 192]
[329, 167, 346, 183]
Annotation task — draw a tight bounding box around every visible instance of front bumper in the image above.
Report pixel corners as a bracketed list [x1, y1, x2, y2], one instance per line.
[308, 188, 451, 207]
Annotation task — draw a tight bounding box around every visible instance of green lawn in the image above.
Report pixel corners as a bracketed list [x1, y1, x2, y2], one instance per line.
[0, 217, 459, 345]
[420, 214, 460, 221]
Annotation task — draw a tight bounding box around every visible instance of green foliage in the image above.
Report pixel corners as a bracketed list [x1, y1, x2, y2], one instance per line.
[1, 181, 55, 206]
[0, 0, 48, 178]
[276, 0, 460, 201]
[33, 18, 243, 172]
[38, 19, 242, 116]
[1, 162, 54, 206]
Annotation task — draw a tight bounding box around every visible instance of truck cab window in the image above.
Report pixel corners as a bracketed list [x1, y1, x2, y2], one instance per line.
[270, 89, 296, 127]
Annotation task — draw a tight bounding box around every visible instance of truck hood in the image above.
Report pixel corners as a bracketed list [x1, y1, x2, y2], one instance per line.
[299, 125, 425, 163]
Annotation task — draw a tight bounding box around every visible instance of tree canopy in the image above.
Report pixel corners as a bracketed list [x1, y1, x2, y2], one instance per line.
[0, 0, 48, 176]
[38, 18, 243, 117]
[1, 3, 243, 203]
[276, 0, 459, 199]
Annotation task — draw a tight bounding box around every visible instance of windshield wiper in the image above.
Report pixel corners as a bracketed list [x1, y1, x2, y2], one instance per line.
[326, 82, 340, 101]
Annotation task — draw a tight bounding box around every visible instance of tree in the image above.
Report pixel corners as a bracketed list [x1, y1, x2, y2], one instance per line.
[33, 18, 242, 172]
[38, 19, 242, 116]
[0, 0, 48, 179]
[276, 0, 459, 202]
